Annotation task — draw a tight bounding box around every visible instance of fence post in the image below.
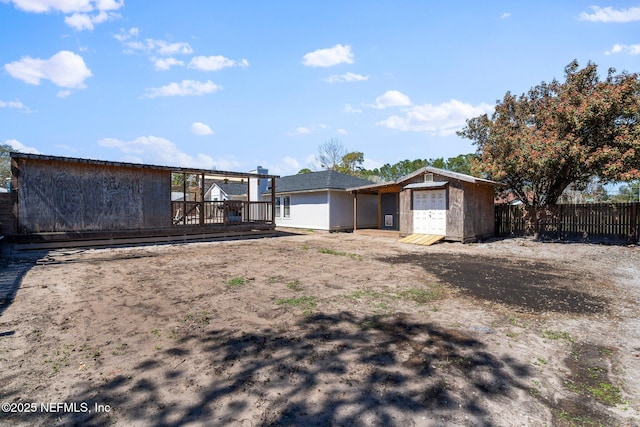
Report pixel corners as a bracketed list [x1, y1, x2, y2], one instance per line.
[558, 204, 563, 240]
[632, 203, 638, 243]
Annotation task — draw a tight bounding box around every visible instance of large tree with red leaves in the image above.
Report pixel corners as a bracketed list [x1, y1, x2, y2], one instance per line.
[458, 60, 640, 206]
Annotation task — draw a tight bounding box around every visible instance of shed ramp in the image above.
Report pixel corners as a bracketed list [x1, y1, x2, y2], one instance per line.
[398, 234, 444, 246]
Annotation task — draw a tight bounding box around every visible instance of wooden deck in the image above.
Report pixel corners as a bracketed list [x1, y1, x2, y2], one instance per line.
[6, 223, 276, 251]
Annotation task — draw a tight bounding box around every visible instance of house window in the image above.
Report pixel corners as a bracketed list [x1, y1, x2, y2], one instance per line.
[283, 196, 290, 218]
[424, 173, 434, 182]
[275, 196, 281, 217]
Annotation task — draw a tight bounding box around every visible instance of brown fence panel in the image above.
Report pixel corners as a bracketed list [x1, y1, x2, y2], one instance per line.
[495, 202, 639, 242]
[0, 192, 15, 235]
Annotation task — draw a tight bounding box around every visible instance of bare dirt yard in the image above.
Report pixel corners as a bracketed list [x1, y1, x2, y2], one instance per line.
[1, 230, 639, 426]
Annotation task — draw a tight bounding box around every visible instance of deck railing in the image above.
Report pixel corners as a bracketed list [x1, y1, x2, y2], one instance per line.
[172, 201, 273, 226]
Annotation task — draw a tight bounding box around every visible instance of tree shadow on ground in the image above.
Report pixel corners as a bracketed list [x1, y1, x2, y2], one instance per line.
[14, 312, 534, 426]
[0, 252, 43, 318]
[380, 253, 608, 314]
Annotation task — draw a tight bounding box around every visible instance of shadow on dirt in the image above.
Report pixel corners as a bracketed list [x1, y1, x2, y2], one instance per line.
[381, 253, 608, 314]
[10, 312, 534, 426]
[0, 253, 43, 319]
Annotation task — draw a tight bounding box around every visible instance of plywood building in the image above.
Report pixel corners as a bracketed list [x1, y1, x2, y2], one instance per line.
[4, 153, 278, 249]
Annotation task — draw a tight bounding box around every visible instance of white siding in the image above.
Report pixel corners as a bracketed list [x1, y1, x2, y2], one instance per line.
[328, 191, 353, 230]
[273, 190, 378, 231]
[208, 185, 225, 201]
[274, 192, 330, 230]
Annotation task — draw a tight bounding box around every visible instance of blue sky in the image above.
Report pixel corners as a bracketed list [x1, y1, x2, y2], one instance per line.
[1, 1, 639, 176]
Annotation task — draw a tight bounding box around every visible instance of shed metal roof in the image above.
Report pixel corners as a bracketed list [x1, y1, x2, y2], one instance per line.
[403, 181, 448, 190]
[400, 166, 503, 186]
[347, 166, 505, 192]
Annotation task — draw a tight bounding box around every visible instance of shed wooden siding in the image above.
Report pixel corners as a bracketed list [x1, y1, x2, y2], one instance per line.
[463, 183, 495, 241]
[399, 189, 412, 235]
[14, 158, 170, 233]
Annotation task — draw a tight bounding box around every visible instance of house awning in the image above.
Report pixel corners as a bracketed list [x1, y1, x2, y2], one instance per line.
[403, 181, 448, 190]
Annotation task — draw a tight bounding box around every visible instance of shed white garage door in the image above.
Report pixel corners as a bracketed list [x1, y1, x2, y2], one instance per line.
[413, 189, 446, 235]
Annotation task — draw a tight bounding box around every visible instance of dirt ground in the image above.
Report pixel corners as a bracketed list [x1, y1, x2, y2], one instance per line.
[0, 230, 639, 426]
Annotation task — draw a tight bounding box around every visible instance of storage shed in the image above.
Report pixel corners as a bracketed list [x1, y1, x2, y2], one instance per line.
[348, 167, 504, 242]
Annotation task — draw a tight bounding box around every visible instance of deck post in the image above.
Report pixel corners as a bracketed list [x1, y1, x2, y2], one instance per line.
[271, 177, 276, 225]
[377, 192, 382, 229]
[182, 172, 187, 225]
[199, 173, 205, 225]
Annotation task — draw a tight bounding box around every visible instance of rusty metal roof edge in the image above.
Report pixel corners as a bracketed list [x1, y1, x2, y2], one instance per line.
[10, 152, 279, 179]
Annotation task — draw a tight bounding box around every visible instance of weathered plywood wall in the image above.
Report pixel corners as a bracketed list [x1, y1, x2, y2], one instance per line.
[399, 189, 412, 235]
[445, 180, 465, 240]
[16, 158, 171, 233]
[463, 183, 495, 241]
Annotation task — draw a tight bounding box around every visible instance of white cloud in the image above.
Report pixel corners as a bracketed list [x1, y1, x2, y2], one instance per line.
[500, 12, 511, 19]
[57, 90, 72, 98]
[362, 157, 383, 171]
[276, 156, 302, 175]
[285, 124, 329, 136]
[5, 139, 40, 154]
[143, 80, 221, 98]
[322, 72, 369, 83]
[579, 6, 640, 23]
[343, 103, 362, 113]
[367, 90, 412, 109]
[302, 44, 354, 67]
[152, 57, 184, 71]
[4, 50, 92, 89]
[191, 122, 214, 135]
[287, 126, 312, 136]
[96, 0, 122, 11]
[114, 29, 249, 76]
[5, 0, 123, 30]
[65, 9, 117, 31]
[99, 136, 218, 169]
[189, 55, 249, 71]
[605, 43, 640, 55]
[337, 128, 348, 135]
[267, 155, 317, 176]
[0, 99, 31, 112]
[5, 0, 93, 13]
[114, 27, 139, 42]
[377, 99, 493, 136]
[123, 38, 193, 56]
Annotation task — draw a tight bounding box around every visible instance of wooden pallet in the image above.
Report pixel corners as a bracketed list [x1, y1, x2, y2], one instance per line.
[398, 234, 445, 246]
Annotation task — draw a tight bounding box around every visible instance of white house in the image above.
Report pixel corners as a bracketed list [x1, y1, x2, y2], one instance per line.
[206, 182, 247, 201]
[266, 170, 378, 231]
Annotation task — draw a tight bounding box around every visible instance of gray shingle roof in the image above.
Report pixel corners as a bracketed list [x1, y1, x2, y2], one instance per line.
[267, 170, 374, 194]
[216, 182, 247, 196]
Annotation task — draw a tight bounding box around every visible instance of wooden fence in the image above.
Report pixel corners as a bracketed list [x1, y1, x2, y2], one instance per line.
[495, 202, 639, 242]
[0, 192, 14, 236]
